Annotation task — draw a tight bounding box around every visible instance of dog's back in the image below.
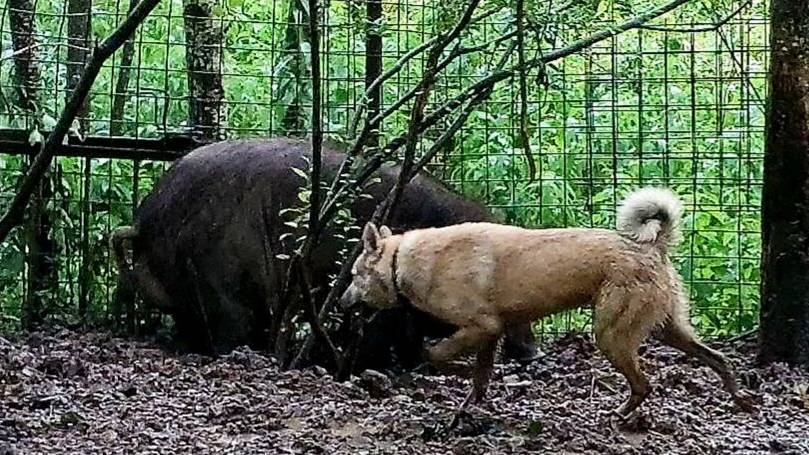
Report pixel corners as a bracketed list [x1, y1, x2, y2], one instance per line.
[396, 222, 671, 325]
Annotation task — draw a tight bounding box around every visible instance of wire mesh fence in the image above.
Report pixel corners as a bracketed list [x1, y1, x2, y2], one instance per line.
[0, 0, 767, 338]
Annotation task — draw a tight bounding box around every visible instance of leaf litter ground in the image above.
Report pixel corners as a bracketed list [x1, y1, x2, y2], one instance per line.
[1, 329, 808, 454]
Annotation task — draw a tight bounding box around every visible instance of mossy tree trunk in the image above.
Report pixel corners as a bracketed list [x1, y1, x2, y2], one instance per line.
[67, 0, 95, 324]
[280, 0, 310, 136]
[110, 0, 139, 137]
[10, 0, 57, 329]
[364, 0, 382, 150]
[109, 0, 140, 330]
[183, 0, 227, 142]
[759, 0, 809, 368]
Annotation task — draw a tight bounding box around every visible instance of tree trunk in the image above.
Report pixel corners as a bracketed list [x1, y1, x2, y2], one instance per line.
[183, 0, 226, 142]
[364, 0, 382, 150]
[109, 0, 140, 330]
[67, 0, 94, 323]
[280, 0, 310, 136]
[8, 0, 39, 111]
[67, 0, 92, 126]
[110, 0, 139, 137]
[759, 0, 809, 367]
[9, 0, 57, 329]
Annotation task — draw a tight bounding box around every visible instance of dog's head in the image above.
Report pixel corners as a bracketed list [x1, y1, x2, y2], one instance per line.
[339, 222, 399, 311]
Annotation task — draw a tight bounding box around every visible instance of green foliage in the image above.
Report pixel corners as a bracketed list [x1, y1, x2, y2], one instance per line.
[0, 0, 768, 337]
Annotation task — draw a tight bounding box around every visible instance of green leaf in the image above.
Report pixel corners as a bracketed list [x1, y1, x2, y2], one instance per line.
[332, 87, 349, 104]
[290, 167, 309, 179]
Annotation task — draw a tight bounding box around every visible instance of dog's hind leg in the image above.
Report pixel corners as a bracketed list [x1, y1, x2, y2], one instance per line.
[594, 288, 655, 416]
[595, 327, 650, 416]
[657, 316, 755, 412]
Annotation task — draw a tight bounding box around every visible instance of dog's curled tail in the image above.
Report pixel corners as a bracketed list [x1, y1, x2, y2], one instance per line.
[617, 187, 683, 250]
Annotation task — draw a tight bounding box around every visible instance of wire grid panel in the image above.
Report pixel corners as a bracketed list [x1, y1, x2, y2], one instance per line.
[432, 3, 767, 338]
[0, 0, 767, 337]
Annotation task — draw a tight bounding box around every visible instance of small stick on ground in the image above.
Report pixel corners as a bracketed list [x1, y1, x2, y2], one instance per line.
[442, 388, 476, 435]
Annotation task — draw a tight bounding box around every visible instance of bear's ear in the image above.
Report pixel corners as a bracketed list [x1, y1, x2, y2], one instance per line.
[362, 222, 381, 254]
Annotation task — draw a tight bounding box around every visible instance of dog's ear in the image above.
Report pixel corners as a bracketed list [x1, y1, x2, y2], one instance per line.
[362, 222, 381, 254]
[379, 225, 392, 239]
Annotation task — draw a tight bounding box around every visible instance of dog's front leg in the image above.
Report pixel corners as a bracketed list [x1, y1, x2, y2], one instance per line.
[428, 319, 502, 405]
[442, 337, 500, 436]
[425, 327, 479, 370]
[445, 338, 499, 415]
[427, 317, 502, 368]
[471, 339, 498, 402]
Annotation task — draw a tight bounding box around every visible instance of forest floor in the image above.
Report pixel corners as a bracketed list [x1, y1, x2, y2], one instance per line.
[1, 329, 808, 455]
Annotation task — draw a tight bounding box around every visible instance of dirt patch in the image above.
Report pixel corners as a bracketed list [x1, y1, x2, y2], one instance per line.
[1, 330, 807, 454]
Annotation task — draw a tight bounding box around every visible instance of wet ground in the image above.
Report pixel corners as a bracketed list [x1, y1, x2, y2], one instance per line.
[1, 329, 807, 454]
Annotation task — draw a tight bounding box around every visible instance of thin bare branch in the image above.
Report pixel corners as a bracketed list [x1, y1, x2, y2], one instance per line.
[298, 262, 341, 368]
[640, 0, 750, 32]
[411, 87, 494, 177]
[347, 4, 514, 140]
[366, 28, 514, 130]
[321, 1, 492, 224]
[379, 0, 483, 219]
[516, 0, 535, 181]
[353, 1, 484, 148]
[454, 29, 518, 56]
[404, 0, 694, 158]
[347, 36, 437, 139]
[0, 43, 41, 63]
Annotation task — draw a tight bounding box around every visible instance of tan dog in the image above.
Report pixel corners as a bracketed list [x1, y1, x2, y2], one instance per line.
[339, 188, 753, 416]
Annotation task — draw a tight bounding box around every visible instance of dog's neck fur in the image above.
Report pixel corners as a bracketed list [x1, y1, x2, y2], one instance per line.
[382, 234, 410, 306]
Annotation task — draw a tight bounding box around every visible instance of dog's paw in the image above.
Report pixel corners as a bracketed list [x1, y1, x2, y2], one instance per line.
[614, 402, 637, 420]
[598, 406, 625, 421]
[611, 411, 655, 435]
